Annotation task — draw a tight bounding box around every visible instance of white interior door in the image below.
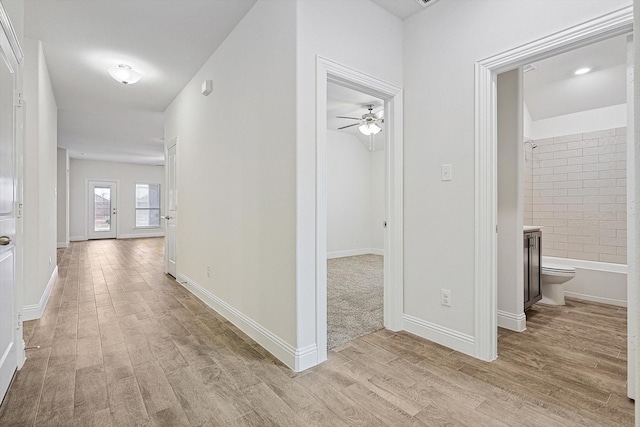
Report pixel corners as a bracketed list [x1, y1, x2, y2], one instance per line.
[88, 181, 117, 239]
[165, 142, 177, 277]
[0, 12, 19, 402]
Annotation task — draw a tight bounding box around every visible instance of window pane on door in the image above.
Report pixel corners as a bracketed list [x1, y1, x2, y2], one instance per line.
[94, 187, 111, 231]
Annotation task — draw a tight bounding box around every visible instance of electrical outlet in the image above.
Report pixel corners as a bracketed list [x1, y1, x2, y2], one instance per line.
[206, 266, 211, 278]
[441, 289, 452, 307]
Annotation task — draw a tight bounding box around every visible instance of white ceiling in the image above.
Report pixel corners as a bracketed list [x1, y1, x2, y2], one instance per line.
[524, 34, 627, 121]
[24, 0, 257, 165]
[369, 0, 435, 20]
[25, 0, 622, 164]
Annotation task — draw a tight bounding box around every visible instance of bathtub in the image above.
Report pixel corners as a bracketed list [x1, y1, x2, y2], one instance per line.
[543, 256, 627, 307]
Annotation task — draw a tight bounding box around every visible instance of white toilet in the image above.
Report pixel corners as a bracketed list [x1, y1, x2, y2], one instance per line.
[540, 263, 576, 305]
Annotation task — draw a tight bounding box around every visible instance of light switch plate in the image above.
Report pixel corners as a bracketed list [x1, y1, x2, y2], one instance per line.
[441, 164, 452, 181]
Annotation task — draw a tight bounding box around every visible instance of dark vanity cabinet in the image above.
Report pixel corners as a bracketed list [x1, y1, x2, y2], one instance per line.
[524, 230, 542, 310]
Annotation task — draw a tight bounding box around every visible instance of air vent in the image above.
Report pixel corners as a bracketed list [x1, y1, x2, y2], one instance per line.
[415, 0, 439, 8]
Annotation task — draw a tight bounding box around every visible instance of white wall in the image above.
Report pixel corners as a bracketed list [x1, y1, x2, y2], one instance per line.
[23, 37, 58, 318]
[529, 103, 627, 140]
[56, 148, 69, 247]
[69, 159, 164, 240]
[403, 0, 631, 348]
[295, 0, 403, 364]
[327, 130, 383, 258]
[497, 69, 525, 331]
[164, 0, 298, 365]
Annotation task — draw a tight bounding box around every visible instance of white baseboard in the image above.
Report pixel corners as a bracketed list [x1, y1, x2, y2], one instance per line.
[70, 235, 86, 242]
[403, 314, 475, 357]
[57, 241, 68, 248]
[22, 266, 58, 321]
[497, 310, 526, 332]
[119, 232, 165, 239]
[327, 248, 384, 259]
[176, 273, 316, 372]
[564, 291, 627, 307]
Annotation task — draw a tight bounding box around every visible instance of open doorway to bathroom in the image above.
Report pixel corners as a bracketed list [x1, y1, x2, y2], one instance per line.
[325, 83, 386, 349]
[495, 31, 633, 417]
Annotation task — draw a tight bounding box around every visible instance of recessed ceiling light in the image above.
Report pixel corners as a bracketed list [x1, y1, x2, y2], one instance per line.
[574, 67, 591, 75]
[108, 64, 142, 85]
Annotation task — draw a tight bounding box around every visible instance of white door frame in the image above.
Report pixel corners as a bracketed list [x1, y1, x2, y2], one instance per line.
[315, 56, 403, 363]
[164, 138, 178, 276]
[625, 32, 636, 400]
[473, 7, 633, 362]
[87, 179, 119, 239]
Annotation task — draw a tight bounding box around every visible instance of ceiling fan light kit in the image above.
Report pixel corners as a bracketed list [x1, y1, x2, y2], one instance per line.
[108, 64, 142, 85]
[358, 122, 382, 135]
[337, 104, 384, 135]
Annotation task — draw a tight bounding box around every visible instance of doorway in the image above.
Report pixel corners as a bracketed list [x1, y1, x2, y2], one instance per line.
[88, 180, 118, 239]
[164, 139, 177, 278]
[326, 83, 385, 349]
[474, 6, 635, 396]
[315, 57, 403, 363]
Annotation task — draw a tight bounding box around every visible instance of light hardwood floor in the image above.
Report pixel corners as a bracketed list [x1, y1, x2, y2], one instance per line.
[0, 238, 633, 426]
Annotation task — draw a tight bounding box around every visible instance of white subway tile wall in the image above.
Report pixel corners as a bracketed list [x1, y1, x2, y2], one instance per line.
[523, 127, 627, 264]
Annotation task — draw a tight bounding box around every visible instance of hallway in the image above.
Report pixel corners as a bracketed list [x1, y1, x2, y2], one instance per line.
[0, 238, 632, 426]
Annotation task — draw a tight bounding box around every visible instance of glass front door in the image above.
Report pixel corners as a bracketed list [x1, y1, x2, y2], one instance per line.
[88, 181, 117, 239]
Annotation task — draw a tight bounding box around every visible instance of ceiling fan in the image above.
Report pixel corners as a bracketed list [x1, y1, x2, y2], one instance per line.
[337, 104, 384, 135]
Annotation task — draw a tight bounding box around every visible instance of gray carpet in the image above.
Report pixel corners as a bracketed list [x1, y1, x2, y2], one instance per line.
[327, 254, 384, 349]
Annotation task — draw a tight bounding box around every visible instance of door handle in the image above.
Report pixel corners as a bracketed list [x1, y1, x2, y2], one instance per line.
[0, 236, 11, 245]
[162, 216, 172, 220]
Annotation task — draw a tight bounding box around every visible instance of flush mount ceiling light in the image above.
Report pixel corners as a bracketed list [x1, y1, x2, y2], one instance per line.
[574, 67, 591, 75]
[108, 64, 142, 85]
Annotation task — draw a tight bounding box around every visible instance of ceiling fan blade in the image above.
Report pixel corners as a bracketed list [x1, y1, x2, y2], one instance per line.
[338, 123, 361, 130]
[336, 116, 362, 120]
[375, 110, 384, 119]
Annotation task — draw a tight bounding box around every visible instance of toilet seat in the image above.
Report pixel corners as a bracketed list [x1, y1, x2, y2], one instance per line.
[542, 264, 575, 276]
